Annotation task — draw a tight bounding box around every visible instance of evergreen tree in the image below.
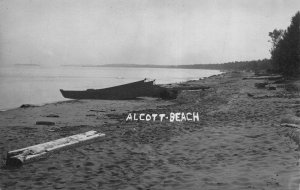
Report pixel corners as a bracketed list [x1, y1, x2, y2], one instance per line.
[269, 11, 300, 76]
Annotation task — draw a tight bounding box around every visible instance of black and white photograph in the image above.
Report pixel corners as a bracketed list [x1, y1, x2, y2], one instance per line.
[0, 0, 300, 189]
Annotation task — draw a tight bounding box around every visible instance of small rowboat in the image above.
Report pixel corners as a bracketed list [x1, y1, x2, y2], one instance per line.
[60, 79, 176, 100]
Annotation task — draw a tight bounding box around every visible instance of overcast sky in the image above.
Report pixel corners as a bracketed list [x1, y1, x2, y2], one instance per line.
[0, 0, 299, 66]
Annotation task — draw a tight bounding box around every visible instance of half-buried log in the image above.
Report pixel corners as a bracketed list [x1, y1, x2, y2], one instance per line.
[36, 121, 55, 126]
[170, 86, 210, 91]
[6, 130, 105, 167]
[280, 123, 300, 129]
[242, 75, 283, 80]
[280, 123, 300, 150]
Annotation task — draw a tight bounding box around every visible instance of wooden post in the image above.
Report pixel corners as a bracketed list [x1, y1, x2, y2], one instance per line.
[6, 130, 105, 167]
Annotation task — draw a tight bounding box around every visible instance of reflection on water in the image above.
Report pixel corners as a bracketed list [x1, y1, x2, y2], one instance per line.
[0, 65, 221, 110]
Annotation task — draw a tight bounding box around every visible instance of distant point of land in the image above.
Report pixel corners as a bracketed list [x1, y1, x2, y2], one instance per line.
[60, 59, 271, 72]
[14, 63, 40, 67]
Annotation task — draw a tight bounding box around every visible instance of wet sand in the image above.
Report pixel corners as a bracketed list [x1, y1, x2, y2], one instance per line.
[0, 72, 299, 190]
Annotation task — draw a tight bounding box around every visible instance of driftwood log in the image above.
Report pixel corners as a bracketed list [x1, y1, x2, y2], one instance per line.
[6, 130, 105, 167]
[36, 121, 55, 126]
[170, 86, 210, 91]
[280, 116, 300, 150]
[280, 123, 300, 129]
[243, 75, 283, 80]
[280, 123, 300, 149]
[156, 85, 210, 99]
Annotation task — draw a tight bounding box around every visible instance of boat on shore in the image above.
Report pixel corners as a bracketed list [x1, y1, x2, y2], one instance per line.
[60, 79, 176, 100]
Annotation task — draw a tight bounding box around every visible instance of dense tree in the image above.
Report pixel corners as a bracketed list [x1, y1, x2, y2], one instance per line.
[177, 59, 271, 71]
[269, 11, 300, 76]
[268, 29, 284, 71]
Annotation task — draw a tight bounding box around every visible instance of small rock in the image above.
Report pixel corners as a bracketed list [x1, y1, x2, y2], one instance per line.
[255, 83, 268, 89]
[267, 86, 276, 90]
[20, 104, 38, 108]
[46, 114, 59, 118]
[89, 109, 105, 112]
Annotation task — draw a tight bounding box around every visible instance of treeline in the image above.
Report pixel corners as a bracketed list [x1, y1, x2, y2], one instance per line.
[97, 59, 272, 72]
[269, 11, 300, 76]
[177, 59, 271, 71]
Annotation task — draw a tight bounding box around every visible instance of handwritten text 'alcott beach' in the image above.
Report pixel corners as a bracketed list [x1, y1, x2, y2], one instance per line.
[126, 112, 199, 122]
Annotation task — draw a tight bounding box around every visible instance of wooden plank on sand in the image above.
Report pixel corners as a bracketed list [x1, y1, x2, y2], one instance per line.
[6, 130, 105, 167]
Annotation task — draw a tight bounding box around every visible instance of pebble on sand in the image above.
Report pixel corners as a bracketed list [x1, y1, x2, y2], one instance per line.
[20, 104, 38, 108]
[45, 114, 60, 118]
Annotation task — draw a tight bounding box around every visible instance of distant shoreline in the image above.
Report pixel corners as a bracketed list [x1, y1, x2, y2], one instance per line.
[14, 63, 40, 66]
[61, 58, 270, 71]
[61, 64, 222, 70]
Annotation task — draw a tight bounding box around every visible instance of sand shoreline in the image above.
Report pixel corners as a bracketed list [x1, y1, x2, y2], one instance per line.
[0, 72, 300, 190]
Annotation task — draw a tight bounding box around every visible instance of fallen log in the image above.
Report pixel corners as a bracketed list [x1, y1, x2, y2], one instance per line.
[280, 123, 300, 129]
[242, 75, 283, 80]
[174, 86, 210, 91]
[280, 124, 300, 149]
[249, 94, 291, 99]
[6, 130, 105, 167]
[36, 121, 55, 126]
[165, 86, 210, 91]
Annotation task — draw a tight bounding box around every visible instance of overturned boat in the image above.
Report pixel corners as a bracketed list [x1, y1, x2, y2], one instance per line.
[60, 79, 177, 100]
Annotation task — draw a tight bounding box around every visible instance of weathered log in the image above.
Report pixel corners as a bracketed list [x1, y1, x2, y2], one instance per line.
[165, 86, 210, 91]
[6, 130, 105, 167]
[280, 124, 300, 149]
[280, 123, 300, 129]
[242, 75, 283, 80]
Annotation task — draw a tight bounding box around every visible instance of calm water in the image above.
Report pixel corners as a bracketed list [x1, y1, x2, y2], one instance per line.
[0, 65, 221, 110]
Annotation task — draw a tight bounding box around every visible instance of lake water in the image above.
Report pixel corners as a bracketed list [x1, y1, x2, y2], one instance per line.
[0, 65, 221, 110]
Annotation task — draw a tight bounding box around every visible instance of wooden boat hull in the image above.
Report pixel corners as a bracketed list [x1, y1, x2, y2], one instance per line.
[60, 79, 171, 100]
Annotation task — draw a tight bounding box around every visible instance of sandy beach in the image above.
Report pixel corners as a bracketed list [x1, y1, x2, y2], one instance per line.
[0, 72, 299, 190]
